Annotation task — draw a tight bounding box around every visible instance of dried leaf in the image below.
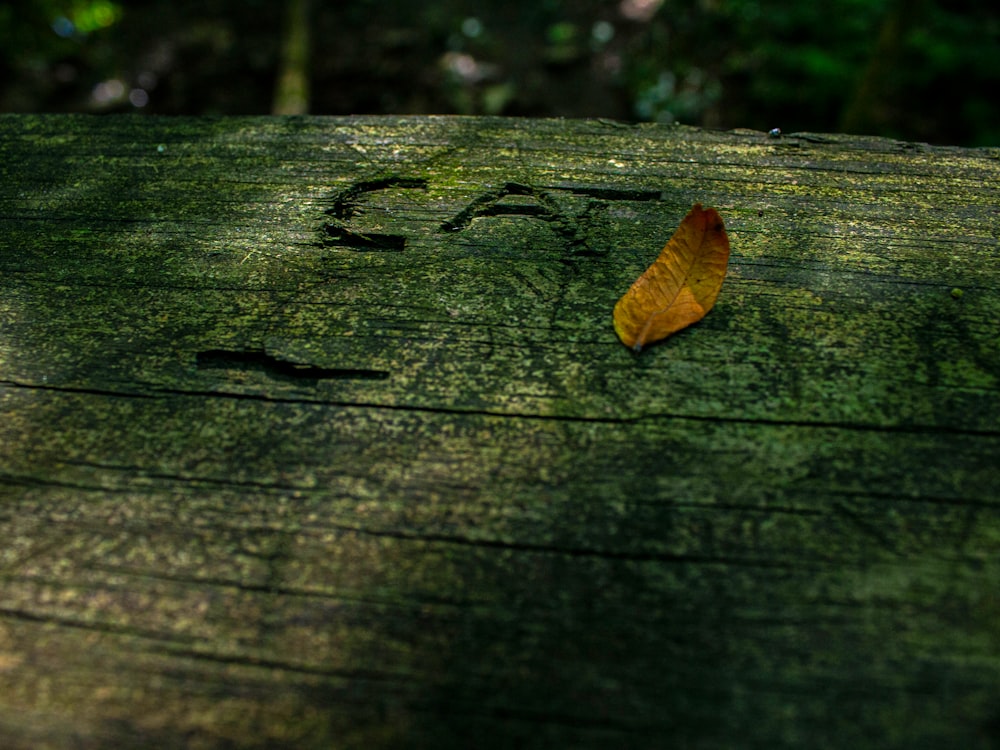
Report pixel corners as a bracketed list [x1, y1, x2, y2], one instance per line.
[613, 203, 730, 352]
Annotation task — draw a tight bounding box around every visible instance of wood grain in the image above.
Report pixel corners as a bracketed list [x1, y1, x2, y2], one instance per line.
[1, 115, 998, 749]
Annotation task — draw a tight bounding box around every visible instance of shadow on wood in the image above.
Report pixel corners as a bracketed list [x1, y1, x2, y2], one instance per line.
[1, 115, 999, 749]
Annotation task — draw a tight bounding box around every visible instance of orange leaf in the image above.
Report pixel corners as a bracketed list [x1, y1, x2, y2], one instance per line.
[613, 203, 730, 352]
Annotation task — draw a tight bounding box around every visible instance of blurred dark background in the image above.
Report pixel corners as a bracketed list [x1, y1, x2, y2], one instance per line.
[2, 0, 998, 145]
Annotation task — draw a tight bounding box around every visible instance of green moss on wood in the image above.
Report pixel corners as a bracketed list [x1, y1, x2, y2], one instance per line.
[1, 114, 998, 749]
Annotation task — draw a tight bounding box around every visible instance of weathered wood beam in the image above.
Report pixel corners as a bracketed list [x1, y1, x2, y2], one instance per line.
[1, 115, 998, 749]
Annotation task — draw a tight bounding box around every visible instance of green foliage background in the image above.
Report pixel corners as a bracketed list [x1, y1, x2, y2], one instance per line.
[2, 0, 998, 145]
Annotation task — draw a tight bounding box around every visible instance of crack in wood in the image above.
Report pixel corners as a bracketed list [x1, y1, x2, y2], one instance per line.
[0, 380, 158, 399]
[0, 605, 200, 644]
[6, 379, 995, 438]
[159, 646, 416, 682]
[195, 349, 389, 382]
[304, 522, 830, 569]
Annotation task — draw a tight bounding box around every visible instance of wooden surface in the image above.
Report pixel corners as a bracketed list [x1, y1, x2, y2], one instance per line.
[1, 114, 998, 749]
